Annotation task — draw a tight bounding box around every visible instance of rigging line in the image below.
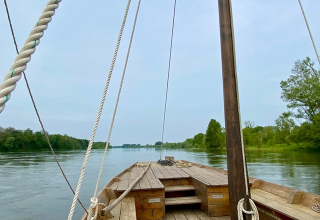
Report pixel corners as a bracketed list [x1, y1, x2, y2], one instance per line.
[93, 0, 142, 198]
[3, 0, 88, 213]
[298, 0, 320, 66]
[160, 0, 177, 160]
[67, 1, 132, 219]
[0, 0, 61, 113]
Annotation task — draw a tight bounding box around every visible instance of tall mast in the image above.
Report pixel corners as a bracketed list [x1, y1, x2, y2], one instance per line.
[217, 0, 251, 219]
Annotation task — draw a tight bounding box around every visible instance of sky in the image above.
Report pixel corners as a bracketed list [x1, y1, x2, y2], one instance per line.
[0, 0, 319, 146]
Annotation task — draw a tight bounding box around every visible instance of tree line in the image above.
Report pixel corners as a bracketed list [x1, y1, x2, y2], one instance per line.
[0, 127, 107, 152]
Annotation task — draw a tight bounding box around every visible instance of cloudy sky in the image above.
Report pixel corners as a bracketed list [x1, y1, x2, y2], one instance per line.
[0, 0, 319, 145]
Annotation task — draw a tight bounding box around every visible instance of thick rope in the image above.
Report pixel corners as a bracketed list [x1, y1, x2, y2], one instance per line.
[67, 1, 132, 219]
[160, 0, 177, 160]
[237, 198, 259, 220]
[3, 0, 88, 213]
[227, 0, 259, 218]
[92, 0, 141, 199]
[0, 0, 61, 113]
[298, 0, 320, 66]
[312, 204, 320, 213]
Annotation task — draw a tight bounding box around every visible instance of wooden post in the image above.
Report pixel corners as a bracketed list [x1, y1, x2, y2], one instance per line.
[217, 0, 251, 219]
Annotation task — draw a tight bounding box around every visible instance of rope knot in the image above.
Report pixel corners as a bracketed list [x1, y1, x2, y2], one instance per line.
[237, 198, 259, 220]
[90, 197, 98, 208]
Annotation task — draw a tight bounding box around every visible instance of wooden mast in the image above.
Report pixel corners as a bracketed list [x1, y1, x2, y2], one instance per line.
[217, 0, 251, 219]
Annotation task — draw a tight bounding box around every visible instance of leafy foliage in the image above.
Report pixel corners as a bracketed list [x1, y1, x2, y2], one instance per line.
[205, 119, 223, 148]
[280, 57, 320, 121]
[0, 127, 89, 152]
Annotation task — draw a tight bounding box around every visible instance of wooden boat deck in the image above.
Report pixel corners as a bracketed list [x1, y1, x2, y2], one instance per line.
[93, 160, 320, 220]
[165, 209, 230, 220]
[110, 161, 229, 192]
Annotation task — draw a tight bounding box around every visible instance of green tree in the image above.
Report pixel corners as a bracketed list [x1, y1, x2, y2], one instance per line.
[205, 119, 222, 148]
[193, 133, 205, 148]
[155, 141, 162, 146]
[275, 112, 295, 144]
[4, 137, 16, 151]
[280, 57, 320, 122]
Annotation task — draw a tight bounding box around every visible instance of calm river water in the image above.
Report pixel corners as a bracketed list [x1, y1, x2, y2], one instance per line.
[0, 148, 319, 219]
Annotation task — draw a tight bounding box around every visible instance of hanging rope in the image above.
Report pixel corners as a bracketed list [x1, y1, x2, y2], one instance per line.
[67, 1, 132, 220]
[3, 0, 88, 213]
[298, 0, 320, 66]
[227, 0, 259, 219]
[159, 0, 177, 160]
[0, 0, 62, 113]
[87, 1, 142, 219]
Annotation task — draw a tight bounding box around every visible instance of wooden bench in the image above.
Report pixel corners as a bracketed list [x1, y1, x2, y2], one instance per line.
[251, 179, 320, 220]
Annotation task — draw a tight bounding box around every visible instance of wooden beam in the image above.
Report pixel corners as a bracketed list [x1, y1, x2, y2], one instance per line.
[217, 0, 251, 219]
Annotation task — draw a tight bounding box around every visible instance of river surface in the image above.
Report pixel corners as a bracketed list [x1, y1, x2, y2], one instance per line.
[0, 148, 319, 219]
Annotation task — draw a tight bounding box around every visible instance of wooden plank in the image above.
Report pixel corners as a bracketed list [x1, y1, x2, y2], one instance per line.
[110, 181, 119, 190]
[165, 196, 202, 205]
[164, 165, 183, 178]
[130, 167, 140, 191]
[139, 178, 152, 190]
[120, 197, 136, 220]
[165, 210, 175, 220]
[188, 166, 228, 186]
[145, 166, 156, 179]
[173, 166, 190, 178]
[146, 177, 164, 190]
[136, 208, 164, 220]
[171, 210, 188, 220]
[165, 185, 195, 192]
[161, 178, 190, 187]
[120, 171, 130, 180]
[301, 191, 320, 207]
[108, 199, 122, 220]
[155, 163, 174, 178]
[206, 204, 230, 217]
[117, 179, 129, 192]
[126, 189, 165, 211]
[182, 210, 201, 220]
[258, 180, 292, 199]
[211, 217, 230, 220]
[150, 163, 165, 179]
[207, 187, 228, 193]
[134, 196, 165, 209]
[192, 209, 212, 220]
[130, 167, 138, 180]
[180, 167, 198, 176]
[252, 189, 319, 220]
[121, 197, 135, 211]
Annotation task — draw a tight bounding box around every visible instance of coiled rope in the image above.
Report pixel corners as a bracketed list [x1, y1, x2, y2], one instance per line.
[312, 204, 320, 213]
[3, 0, 87, 213]
[67, 1, 132, 220]
[227, 0, 259, 218]
[87, 0, 142, 219]
[0, 0, 61, 113]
